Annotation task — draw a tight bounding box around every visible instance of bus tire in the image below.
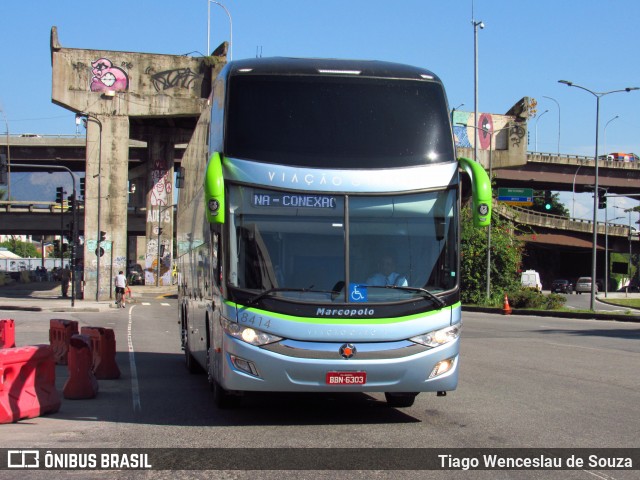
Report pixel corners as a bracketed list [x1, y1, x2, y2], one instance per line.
[384, 392, 417, 408]
[212, 379, 240, 409]
[207, 346, 240, 409]
[184, 335, 201, 374]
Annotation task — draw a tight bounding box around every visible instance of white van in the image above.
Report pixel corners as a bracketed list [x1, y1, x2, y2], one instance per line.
[521, 269, 542, 292]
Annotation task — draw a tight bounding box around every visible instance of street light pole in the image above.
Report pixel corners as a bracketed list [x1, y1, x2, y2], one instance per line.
[535, 109, 549, 152]
[571, 162, 585, 219]
[603, 115, 619, 160]
[542, 96, 561, 155]
[207, 1, 233, 59]
[473, 17, 484, 162]
[558, 80, 639, 311]
[80, 113, 103, 301]
[0, 106, 10, 199]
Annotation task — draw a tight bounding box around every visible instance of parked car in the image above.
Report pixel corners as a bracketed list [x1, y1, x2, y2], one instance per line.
[551, 279, 573, 294]
[575, 276, 597, 294]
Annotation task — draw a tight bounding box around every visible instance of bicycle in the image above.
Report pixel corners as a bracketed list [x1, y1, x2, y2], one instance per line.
[115, 287, 126, 308]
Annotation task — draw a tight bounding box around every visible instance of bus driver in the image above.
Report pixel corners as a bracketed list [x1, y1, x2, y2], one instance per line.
[366, 255, 408, 287]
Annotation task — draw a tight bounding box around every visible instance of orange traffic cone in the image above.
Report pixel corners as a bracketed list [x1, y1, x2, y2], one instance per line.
[502, 293, 512, 315]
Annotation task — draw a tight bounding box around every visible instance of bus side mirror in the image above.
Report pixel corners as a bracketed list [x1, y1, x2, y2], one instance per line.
[204, 152, 225, 224]
[458, 157, 491, 227]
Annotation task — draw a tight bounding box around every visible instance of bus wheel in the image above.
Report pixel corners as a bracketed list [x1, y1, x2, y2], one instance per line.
[184, 336, 201, 374]
[384, 392, 417, 408]
[212, 379, 240, 409]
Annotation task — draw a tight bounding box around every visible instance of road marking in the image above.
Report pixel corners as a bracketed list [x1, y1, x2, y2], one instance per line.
[127, 305, 141, 412]
[161, 303, 170, 306]
[141, 302, 151, 306]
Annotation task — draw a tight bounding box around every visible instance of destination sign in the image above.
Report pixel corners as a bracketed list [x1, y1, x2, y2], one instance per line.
[252, 193, 337, 209]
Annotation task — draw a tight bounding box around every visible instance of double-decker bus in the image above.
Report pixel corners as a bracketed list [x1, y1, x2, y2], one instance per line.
[177, 57, 491, 408]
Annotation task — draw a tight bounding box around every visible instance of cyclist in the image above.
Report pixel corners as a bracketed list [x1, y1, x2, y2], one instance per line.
[115, 270, 128, 308]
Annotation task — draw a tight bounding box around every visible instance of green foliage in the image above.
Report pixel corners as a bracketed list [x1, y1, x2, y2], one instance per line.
[0, 238, 40, 258]
[460, 204, 524, 306]
[504, 290, 566, 310]
[506, 289, 546, 309]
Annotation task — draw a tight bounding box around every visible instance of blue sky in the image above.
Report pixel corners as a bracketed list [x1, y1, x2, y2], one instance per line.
[1, 0, 639, 223]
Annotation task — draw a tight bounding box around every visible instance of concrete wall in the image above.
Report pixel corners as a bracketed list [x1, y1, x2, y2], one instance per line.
[50, 26, 223, 299]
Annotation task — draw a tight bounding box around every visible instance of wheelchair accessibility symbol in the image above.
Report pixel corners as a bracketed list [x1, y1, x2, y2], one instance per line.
[349, 283, 367, 302]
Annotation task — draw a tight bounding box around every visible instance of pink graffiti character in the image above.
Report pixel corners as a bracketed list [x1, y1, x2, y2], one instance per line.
[90, 58, 129, 93]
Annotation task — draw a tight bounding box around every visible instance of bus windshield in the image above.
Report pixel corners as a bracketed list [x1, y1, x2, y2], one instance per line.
[225, 75, 454, 168]
[228, 185, 458, 305]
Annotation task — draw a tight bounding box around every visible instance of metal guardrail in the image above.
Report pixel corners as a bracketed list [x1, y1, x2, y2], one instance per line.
[0, 201, 148, 215]
[0, 200, 69, 213]
[526, 151, 640, 170]
[496, 202, 633, 238]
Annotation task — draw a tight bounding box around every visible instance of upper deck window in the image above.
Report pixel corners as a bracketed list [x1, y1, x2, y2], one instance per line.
[225, 75, 453, 168]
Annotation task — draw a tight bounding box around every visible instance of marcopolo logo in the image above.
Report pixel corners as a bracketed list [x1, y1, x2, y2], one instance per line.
[316, 307, 375, 317]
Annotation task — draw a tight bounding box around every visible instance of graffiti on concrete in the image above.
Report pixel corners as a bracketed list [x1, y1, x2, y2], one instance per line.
[150, 157, 172, 207]
[148, 67, 202, 92]
[145, 158, 173, 286]
[509, 125, 526, 148]
[144, 236, 172, 286]
[453, 111, 522, 150]
[90, 58, 129, 93]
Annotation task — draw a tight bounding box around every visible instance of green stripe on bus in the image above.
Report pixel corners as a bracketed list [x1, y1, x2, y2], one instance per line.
[224, 301, 461, 325]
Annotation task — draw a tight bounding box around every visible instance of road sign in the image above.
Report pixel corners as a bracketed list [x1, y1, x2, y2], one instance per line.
[498, 188, 534, 206]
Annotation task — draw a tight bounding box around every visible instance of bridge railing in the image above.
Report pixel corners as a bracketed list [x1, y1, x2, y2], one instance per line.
[527, 151, 640, 170]
[496, 202, 631, 237]
[0, 200, 71, 213]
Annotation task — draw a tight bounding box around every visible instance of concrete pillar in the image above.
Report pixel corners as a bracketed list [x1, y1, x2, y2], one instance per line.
[144, 133, 174, 286]
[83, 115, 130, 301]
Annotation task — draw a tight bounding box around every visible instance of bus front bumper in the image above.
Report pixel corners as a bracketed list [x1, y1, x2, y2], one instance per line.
[218, 336, 459, 393]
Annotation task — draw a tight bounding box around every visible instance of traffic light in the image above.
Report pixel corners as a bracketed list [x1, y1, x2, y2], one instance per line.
[99, 231, 107, 242]
[80, 177, 85, 198]
[544, 191, 552, 211]
[55, 187, 64, 204]
[67, 194, 75, 210]
[598, 191, 607, 209]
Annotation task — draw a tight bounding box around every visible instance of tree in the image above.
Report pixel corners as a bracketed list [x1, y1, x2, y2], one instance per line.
[0, 237, 40, 258]
[460, 204, 524, 306]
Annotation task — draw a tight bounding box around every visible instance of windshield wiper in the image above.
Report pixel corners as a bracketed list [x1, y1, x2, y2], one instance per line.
[360, 285, 446, 307]
[247, 285, 336, 305]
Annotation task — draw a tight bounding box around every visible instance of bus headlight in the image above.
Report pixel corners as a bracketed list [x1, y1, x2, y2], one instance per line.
[223, 318, 282, 346]
[410, 323, 461, 348]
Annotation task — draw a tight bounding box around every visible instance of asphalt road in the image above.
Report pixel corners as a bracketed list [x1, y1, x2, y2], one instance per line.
[1, 299, 639, 479]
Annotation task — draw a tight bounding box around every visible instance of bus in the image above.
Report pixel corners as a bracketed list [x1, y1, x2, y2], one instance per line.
[176, 57, 491, 408]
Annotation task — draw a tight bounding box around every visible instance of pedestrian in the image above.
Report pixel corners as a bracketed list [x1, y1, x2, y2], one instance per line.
[60, 264, 71, 298]
[115, 270, 128, 308]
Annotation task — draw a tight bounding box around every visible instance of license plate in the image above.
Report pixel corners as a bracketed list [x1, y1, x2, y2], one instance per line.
[325, 372, 367, 385]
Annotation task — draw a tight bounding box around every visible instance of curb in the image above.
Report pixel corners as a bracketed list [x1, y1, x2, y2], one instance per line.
[463, 306, 640, 323]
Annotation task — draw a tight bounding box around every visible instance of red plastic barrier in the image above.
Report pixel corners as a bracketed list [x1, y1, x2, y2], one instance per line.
[62, 334, 99, 400]
[0, 319, 16, 349]
[0, 344, 61, 423]
[49, 319, 79, 365]
[80, 327, 121, 380]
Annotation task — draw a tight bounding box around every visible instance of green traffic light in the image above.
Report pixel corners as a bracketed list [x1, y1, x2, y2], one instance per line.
[545, 204, 552, 210]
